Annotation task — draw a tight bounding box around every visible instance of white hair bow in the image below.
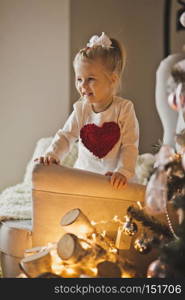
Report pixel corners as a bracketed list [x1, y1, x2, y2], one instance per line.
[86, 32, 112, 48]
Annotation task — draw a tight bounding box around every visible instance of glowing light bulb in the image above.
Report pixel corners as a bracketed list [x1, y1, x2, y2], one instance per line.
[91, 220, 96, 226]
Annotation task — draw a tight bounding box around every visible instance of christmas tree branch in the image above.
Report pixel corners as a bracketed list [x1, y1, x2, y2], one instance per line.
[127, 206, 173, 239]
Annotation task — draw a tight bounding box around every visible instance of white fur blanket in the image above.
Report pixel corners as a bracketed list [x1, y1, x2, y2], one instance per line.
[0, 137, 78, 222]
[0, 137, 154, 222]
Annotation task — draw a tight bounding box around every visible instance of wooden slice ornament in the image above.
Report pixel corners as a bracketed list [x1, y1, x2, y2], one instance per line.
[57, 233, 87, 264]
[19, 249, 52, 278]
[60, 208, 95, 237]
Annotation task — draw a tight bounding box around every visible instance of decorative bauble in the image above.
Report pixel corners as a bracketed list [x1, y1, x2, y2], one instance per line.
[154, 144, 175, 168]
[122, 217, 138, 236]
[145, 169, 167, 215]
[180, 11, 185, 27]
[147, 258, 173, 278]
[134, 234, 152, 255]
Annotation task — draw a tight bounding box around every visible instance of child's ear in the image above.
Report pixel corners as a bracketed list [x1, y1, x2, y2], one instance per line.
[111, 72, 118, 84]
[110, 72, 120, 94]
[110, 73, 119, 91]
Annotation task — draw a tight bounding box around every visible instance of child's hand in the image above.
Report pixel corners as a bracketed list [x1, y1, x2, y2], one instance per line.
[105, 172, 127, 189]
[34, 155, 60, 165]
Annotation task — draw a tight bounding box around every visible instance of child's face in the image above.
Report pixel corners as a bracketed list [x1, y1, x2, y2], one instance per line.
[74, 59, 116, 108]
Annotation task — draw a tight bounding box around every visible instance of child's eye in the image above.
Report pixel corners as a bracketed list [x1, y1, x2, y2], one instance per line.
[77, 78, 82, 82]
[88, 77, 95, 81]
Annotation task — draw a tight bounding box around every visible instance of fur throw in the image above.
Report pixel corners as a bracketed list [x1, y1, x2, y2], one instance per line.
[0, 137, 78, 221]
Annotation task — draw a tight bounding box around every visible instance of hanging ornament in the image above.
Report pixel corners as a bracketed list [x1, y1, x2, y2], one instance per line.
[154, 144, 175, 168]
[122, 216, 138, 236]
[147, 258, 173, 278]
[134, 233, 152, 255]
[145, 169, 168, 215]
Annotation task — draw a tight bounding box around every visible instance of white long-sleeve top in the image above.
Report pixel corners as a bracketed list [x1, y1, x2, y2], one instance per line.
[45, 96, 139, 180]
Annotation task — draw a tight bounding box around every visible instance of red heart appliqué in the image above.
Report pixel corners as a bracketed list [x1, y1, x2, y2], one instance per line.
[80, 122, 120, 158]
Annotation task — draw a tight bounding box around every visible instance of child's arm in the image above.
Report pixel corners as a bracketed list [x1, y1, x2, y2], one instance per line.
[35, 110, 79, 165]
[115, 102, 139, 181]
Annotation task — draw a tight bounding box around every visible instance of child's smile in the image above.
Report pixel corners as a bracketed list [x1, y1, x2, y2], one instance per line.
[83, 91, 94, 98]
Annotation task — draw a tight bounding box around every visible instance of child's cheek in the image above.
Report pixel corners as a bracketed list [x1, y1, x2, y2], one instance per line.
[90, 82, 95, 90]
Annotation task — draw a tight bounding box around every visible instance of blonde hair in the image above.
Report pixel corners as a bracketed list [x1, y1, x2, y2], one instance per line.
[73, 37, 126, 85]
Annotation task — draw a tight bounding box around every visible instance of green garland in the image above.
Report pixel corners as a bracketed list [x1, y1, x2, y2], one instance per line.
[127, 206, 173, 238]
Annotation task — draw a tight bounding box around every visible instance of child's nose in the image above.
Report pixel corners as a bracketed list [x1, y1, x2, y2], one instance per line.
[81, 80, 88, 89]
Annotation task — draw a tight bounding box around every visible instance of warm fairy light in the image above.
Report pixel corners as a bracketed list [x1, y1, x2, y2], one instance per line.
[65, 267, 77, 276]
[80, 241, 91, 250]
[50, 246, 64, 275]
[94, 220, 107, 224]
[112, 215, 121, 223]
[91, 219, 109, 226]
[52, 253, 63, 264]
[121, 272, 133, 278]
[101, 230, 106, 237]
[109, 248, 118, 254]
[17, 273, 28, 278]
[137, 201, 143, 210]
[22, 227, 131, 278]
[22, 213, 135, 278]
[89, 267, 98, 276]
[77, 225, 91, 238]
[92, 233, 97, 242]
[50, 247, 62, 263]
[113, 215, 119, 221]
[52, 263, 65, 275]
[124, 215, 130, 222]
